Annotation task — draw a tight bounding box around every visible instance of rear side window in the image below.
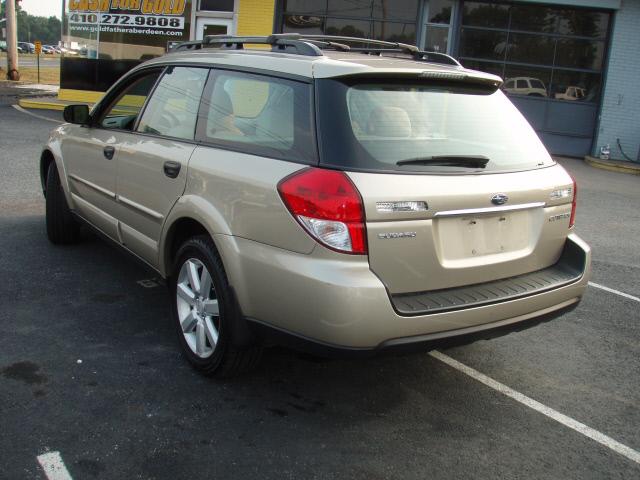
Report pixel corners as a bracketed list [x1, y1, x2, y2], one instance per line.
[137, 67, 208, 140]
[317, 79, 553, 174]
[196, 70, 315, 164]
[530, 79, 545, 89]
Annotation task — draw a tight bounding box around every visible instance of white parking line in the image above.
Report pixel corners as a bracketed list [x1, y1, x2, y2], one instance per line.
[36, 451, 74, 480]
[589, 281, 640, 303]
[429, 350, 640, 465]
[11, 104, 62, 123]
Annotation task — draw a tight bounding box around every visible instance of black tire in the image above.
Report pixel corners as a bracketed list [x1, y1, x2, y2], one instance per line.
[170, 235, 262, 377]
[45, 162, 81, 244]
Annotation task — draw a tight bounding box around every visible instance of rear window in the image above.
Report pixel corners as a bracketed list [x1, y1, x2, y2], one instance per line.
[317, 79, 553, 173]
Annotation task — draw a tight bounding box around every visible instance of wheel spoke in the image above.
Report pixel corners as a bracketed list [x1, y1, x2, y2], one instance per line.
[203, 299, 219, 316]
[195, 320, 207, 355]
[177, 283, 196, 304]
[180, 311, 198, 333]
[200, 268, 212, 298]
[187, 260, 201, 295]
[204, 318, 219, 348]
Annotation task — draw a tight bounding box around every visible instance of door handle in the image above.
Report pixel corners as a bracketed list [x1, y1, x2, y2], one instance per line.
[163, 161, 181, 179]
[103, 146, 115, 160]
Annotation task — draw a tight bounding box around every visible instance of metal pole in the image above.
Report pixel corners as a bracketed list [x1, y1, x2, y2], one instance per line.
[6, 0, 19, 80]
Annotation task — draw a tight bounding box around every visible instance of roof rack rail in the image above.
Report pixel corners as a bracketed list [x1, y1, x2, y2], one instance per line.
[171, 34, 324, 56]
[270, 34, 461, 66]
[170, 34, 461, 67]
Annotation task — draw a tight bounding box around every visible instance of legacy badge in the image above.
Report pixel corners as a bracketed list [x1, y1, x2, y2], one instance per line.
[377, 232, 417, 239]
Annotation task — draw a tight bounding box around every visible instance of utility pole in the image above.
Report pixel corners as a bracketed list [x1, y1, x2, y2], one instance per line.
[6, 0, 19, 80]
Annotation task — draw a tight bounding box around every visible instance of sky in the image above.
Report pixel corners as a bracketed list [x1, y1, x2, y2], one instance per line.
[19, 0, 62, 19]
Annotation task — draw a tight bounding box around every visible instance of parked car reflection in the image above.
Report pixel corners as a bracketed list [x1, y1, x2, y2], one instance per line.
[554, 85, 586, 101]
[502, 77, 548, 97]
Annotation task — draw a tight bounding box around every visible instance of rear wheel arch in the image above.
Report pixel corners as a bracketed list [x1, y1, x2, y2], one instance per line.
[164, 217, 218, 278]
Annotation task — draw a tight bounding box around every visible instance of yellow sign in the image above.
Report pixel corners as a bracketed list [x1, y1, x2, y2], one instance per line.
[35, 41, 42, 55]
[68, 0, 186, 15]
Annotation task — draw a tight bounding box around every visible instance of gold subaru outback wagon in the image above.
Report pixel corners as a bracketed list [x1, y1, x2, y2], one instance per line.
[40, 35, 591, 376]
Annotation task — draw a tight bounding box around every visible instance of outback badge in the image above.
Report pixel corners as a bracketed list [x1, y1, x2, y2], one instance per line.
[491, 193, 509, 205]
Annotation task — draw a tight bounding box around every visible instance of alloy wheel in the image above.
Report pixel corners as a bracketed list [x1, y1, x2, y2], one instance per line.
[176, 258, 220, 358]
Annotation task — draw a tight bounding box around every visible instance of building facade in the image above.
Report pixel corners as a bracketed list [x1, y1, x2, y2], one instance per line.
[60, 0, 639, 162]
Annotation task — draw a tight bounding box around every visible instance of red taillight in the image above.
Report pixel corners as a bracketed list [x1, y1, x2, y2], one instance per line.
[570, 176, 577, 228]
[278, 168, 367, 254]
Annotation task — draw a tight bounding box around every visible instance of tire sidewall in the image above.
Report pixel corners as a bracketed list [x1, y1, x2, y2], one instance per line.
[170, 238, 229, 371]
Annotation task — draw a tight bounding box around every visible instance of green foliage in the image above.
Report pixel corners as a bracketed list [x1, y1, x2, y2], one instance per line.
[1, 2, 61, 46]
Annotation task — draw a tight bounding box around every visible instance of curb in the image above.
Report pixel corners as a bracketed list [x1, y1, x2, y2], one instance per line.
[18, 98, 66, 111]
[584, 156, 640, 176]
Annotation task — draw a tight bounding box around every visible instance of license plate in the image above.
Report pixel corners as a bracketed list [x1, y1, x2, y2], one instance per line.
[435, 210, 532, 261]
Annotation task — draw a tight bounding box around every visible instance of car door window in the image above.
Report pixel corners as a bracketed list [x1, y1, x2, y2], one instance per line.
[137, 67, 209, 140]
[516, 79, 527, 89]
[99, 71, 161, 131]
[196, 70, 315, 164]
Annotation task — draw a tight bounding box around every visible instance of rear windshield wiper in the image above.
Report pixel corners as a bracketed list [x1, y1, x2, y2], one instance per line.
[396, 155, 490, 169]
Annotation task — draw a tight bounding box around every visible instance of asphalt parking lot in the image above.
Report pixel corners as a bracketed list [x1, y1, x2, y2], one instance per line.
[1, 99, 639, 479]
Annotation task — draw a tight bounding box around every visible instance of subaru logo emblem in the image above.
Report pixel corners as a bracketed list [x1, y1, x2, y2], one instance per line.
[491, 194, 509, 205]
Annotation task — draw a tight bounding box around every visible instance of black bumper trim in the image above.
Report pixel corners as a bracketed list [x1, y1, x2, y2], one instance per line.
[390, 240, 586, 316]
[246, 300, 580, 359]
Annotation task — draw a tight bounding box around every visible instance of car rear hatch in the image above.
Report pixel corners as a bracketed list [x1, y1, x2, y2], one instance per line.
[315, 74, 578, 298]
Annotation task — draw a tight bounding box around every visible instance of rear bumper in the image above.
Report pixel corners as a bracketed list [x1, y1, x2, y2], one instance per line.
[216, 232, 591, 350]
[248, 300, 580, 358]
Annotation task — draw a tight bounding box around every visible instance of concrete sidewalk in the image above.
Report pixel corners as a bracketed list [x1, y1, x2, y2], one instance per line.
[0, 81, 58, 105]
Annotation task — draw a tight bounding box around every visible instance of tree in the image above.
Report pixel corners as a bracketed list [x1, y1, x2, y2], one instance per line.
[1, 1, 61, 45]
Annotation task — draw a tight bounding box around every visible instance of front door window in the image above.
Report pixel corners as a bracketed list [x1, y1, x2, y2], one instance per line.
[98, 72, 161, 131]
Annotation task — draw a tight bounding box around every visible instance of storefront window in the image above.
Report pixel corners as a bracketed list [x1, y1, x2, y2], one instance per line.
[279, 0, 419, 45]
[423, 0, 455, 53]
[459, 29, 507, 61]
[282, 15, 324, 34]
[282, 0, 327, 15]
[427, 0, 454, 24]
[61, 0, 192, 91]
[325, 18, 370, 37]
[462, 2, 509, 29]
[200, 0, 234, 11]
[327, 0, 371, 18]
[458, 1, 610, 104]
[372, 21, 416, 44]
[370, 0, 420, 22]
[555, 38, 605, 70]
[424, 26, 449, 53]
[506, 33, 555, 65]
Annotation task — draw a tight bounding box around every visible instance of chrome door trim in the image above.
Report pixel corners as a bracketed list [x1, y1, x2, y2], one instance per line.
[434, 202, 546, 218]
[117, 194, 164, 220]
[69, 173, 116, 199]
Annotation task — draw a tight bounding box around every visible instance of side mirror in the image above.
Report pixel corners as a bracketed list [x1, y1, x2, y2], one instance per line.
[63, 104, 90, 125]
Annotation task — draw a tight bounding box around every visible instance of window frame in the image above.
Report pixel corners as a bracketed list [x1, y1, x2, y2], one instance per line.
[420, 0, 457, 55]
[134, 65, 211, 142]
[194, 67, 319, 166]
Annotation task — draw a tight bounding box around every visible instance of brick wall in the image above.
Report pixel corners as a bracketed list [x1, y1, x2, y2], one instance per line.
[595, 0, 640, 161]
[236, 0, 276, 36]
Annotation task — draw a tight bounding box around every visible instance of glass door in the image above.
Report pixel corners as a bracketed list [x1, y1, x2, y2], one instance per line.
[196, 18, 233, 40]
[423, 0, 455, 53]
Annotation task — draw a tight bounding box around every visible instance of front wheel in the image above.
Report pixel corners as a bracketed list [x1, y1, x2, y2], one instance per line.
[45, 162, 81, 244]
[170, 235, 261, 377]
